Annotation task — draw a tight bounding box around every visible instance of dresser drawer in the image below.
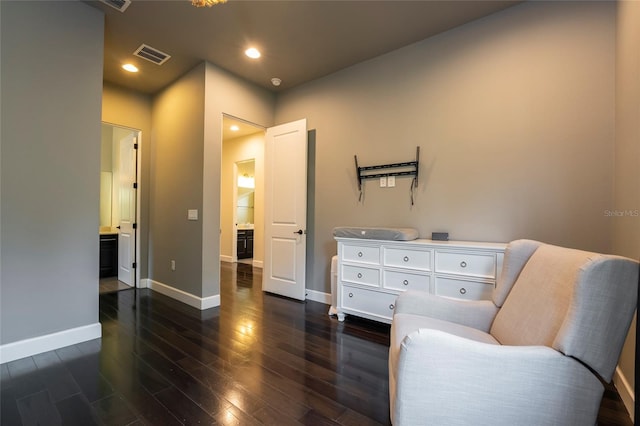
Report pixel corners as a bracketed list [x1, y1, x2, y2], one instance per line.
[342, 244, 380, 265]
[341, 264, 380, 287]
[435, 251, 496, 278]
[434, 276, 494, 301]
[383, 270, 430, 292]
[341, 285, 397, 321]
[383, 247, 431, 271]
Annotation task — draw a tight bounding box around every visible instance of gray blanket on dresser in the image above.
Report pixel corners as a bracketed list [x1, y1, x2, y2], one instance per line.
[333, 226, 419, 241]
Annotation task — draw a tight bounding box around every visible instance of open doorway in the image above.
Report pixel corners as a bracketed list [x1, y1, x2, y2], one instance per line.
[235, 159, 256, 264]
[220, 115, 265, 268]
[99, 122, 141, 294]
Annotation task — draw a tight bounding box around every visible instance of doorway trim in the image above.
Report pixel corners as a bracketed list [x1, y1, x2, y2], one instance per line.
[220, 114, 266, 268]
[102, 121, 142, 289]
[233, 158, 257, 264]
[231, 161, 239, 263]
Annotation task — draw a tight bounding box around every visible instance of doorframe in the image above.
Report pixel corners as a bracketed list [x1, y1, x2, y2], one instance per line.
[220, 113, 265, 268]
[231, 161, 239, 263]
[233, 158, 257, 264]
[102, 121, 142, 289]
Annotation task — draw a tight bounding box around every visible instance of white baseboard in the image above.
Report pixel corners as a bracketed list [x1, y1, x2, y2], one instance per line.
[306, 290, 337, 316]
[220, 256, 262, 268]
[0, 323, 102, 364]
[306, 289, 331, 305]
[148, 279, 220, 310]
[139, 278, 150, 288]
[614, 366, 635, 422]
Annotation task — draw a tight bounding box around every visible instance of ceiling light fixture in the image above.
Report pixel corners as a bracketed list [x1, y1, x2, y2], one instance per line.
[191, 0, 226, 7]
[230, 125, 239, 131]
[245, 48, 261, 59]
[271, 77, 282, 87]
[122, 63, 139, 73]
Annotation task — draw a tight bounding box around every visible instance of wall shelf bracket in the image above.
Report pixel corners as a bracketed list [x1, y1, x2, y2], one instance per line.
[354, 146, 420, 204]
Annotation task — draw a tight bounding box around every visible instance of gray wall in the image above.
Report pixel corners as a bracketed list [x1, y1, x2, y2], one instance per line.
[150, 63, 207, 297]
[275, 1, 616, 295]
[613, 0, 640, 415]
[0, 1, 104, 343]
[201, 63, 275, 297]
[150, 62, 274, 298]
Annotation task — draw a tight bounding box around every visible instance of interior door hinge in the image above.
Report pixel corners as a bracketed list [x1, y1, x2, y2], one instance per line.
[132, 262, 137, 268]
[133, 182, 137, 189]
[134, 143, 138, 150]
[133, 223, 137, 229]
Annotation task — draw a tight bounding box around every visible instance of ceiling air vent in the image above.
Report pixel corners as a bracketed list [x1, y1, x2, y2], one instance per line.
[133, 44, 171, 66]
[99, 0, 132, 12]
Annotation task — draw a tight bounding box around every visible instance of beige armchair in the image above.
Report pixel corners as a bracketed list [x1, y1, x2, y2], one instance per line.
[389, 239, 638, 425]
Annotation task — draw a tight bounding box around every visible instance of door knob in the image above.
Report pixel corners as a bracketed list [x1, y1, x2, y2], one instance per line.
[116, 226, 121, 229]
[294, 229, 303, 235]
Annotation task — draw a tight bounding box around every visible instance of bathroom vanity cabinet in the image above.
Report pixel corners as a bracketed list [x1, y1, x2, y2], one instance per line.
[100, 233, 118, 278]
[237, 229, 254, 259]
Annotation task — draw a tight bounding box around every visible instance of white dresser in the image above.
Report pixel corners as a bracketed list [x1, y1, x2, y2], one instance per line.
[335, 238, 506, 323]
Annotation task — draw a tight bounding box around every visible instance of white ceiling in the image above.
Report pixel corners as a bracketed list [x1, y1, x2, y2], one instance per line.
[88, 0, 521, 95]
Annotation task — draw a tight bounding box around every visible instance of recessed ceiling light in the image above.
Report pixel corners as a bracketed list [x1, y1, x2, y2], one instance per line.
[122, 63, 139, 73]
[230, 125, 240, 131]
[271, 77, 282, 87]
[245, 47, 261, 59]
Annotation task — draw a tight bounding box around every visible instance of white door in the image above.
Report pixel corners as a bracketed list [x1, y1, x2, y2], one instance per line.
[263, 119, 307, 300]
[117, 134, 137, 286]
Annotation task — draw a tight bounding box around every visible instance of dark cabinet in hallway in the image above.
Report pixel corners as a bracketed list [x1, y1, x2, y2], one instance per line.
[237, 229, 254, 259]
[99, 234, 118, 277]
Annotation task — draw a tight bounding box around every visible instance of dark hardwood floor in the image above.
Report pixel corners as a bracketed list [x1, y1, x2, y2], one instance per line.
[99, 277, 133, 295]
[1, 262, 633, 425]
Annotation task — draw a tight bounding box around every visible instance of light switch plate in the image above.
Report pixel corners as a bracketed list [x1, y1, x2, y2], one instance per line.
[380, 176, 387, 187]
[188, 209, 198, 220]
[387, 176, 396, 187]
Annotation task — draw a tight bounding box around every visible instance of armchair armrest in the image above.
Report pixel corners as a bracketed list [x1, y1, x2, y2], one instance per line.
[394, 290, 498, 332]
[391, 329, 604, 426]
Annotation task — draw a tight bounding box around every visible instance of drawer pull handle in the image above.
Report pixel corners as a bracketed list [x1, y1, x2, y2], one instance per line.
[349, 292, 353, 298]
[389, 304, 395, 310]
[459, 288, 467, 295]
[403, 279, 409, 286]
[357, 273, 363, 279]
[460, 261, 467, 268]
[358, 252, 363, 257]
[403, 256, 409, 262]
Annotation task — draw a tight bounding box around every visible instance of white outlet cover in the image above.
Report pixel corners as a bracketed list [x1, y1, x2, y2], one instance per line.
[380, 176, 387, 187]
[188, 209, 198, 220]
[387, 176, 396, 187]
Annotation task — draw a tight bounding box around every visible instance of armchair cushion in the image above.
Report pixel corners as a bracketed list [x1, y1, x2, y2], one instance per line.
[490, 244, 590, 348]
[394, 290, 498, 332]
[491, 239, 541, 307]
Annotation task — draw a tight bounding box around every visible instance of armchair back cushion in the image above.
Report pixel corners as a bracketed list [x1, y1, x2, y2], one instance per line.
[491, 239, 541, 307]
[490, 243, 638, 382]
